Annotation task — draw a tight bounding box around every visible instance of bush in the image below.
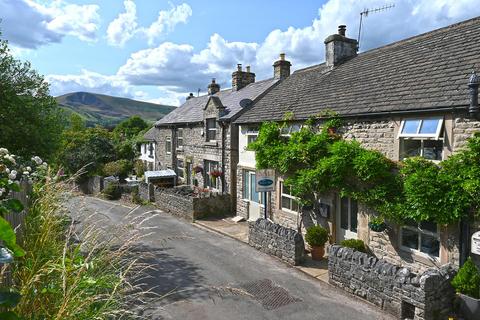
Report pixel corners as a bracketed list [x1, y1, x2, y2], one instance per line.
[305, 225, 329, 247]
[341, 239, 367, 253]
[134, 160, 145, 178]
[104, 160, 132, 181]
[103, 183, 122, 200]
[451, 257, 480, 299]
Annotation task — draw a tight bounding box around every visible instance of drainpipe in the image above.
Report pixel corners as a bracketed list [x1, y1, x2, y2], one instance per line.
[468, 71, 479, 118]
[220, 120, 227, 194]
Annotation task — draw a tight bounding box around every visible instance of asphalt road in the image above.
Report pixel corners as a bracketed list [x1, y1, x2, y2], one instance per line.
[69, 196, 393, 320]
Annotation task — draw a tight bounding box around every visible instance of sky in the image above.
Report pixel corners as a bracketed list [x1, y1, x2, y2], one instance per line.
[1, 0, 480, 106]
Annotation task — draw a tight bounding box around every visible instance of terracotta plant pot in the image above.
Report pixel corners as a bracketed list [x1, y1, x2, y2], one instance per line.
[310, 245, 325, 260]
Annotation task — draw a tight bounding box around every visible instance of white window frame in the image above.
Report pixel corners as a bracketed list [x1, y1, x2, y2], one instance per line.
[206, 118, 217, 142]
[280, 123, 302, 137]
[400, 222, 440, 260]
[166, 137, 172, 154]
[280, 182, 299, 214]
[176, 128, 184, 150]
[242, 170, 263, 204]
[397, 118, 444, 139]
[177, 159, 185, 179]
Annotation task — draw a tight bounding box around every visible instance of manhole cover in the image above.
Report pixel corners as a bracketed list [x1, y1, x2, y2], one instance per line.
[240, 279, 301, 310]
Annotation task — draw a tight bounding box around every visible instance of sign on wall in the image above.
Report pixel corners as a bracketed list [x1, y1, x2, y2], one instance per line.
[472, 231, 480, 255]
[255, 169, 275, 192]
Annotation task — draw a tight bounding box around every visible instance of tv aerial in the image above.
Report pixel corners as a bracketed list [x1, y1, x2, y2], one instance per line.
[357, 3, 395, 50]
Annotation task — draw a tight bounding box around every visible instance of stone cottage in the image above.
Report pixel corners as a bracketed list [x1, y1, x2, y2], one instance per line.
[235, 18, 480, 274]
[139, 127, 157, 171]
[147, 56, 291, 212]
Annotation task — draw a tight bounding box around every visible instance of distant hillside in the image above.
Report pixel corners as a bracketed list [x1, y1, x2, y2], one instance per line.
[56, 92, 176, 127]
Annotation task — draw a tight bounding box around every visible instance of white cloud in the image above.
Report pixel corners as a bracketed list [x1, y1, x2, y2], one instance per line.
[0, 0, 100, 48]
[106, 0, 138, 47]
[140, 3, 192, 46]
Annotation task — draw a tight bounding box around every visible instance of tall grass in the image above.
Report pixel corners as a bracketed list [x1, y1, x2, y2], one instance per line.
[11, 177, 156, 319]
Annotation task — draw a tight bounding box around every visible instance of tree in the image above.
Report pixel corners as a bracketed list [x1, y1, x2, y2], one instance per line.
[113, 116, 148, 140]
[0, 35, 65, 162]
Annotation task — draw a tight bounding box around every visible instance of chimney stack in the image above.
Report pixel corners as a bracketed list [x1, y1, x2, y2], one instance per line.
[207, 78, 220, 95]
[324, 25, 358, 68]
[273, 53, 291, 80]
[232, 64, 255, 91]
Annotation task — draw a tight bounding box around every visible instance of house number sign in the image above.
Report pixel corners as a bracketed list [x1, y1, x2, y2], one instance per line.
[471, 231, 480, 255]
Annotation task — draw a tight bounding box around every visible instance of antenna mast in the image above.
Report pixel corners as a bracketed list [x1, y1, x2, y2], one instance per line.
[357, 3, 395, 50]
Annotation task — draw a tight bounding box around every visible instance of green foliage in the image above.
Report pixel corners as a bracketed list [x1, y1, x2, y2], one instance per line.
[103, 160, 132, 181]
[340, 239, 367, 253]
[451, 257, 480, 299]
[0, 35, 65, 162]
[251, 119, 480, 224]
[102, 183, 122, 200]
[113, 116, 148, 140]
[305, 225, 329, 247]
[134, 160, 145, 178]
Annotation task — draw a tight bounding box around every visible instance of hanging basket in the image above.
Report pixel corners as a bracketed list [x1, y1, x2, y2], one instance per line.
[368, 221, 387, 232]
[193, 165, 203, 174]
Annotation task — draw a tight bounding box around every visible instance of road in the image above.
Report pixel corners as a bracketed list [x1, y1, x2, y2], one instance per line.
[68, 196, 393, 320]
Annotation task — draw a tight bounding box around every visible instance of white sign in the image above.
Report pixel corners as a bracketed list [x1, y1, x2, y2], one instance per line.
[472, 231, 480, 255]
[255, 169, 275, 192]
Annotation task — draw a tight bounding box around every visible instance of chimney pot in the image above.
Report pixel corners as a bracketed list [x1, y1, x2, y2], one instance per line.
[280, 53, 285, 61]
[237, 64, 242, 71]
[338, 25, 346, 36]
[246, 65, 251, 73]
[207, 77, 220, 95]
[186, 92, 194, 100]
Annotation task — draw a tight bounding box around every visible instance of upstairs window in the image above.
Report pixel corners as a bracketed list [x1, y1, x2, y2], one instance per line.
[166, 137, 172, 154]
[177, 128, 184, 149]
[206, 118, 217, 141]
[246, 127, 259, 147]
[148, 143, 154, 157]
[398, 118, 444, 161]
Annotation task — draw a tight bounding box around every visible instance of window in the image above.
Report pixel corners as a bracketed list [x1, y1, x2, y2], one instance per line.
[280, 182, 299, 213]
[176, 128, 184, 149]
[242, 170, 262, 204]
[148, 143, 154, 157]
[340, 197, 358, 233]
[204, 160, 220, 189]
[401, 220, 440, 258]
[177, 159, 184, 179]
[280, 123, 302, 136]
[165, 138, 172, 154]
[398, 118, 444, 161]
[143, 144, 147, 154]
[206, 118, 217, 141]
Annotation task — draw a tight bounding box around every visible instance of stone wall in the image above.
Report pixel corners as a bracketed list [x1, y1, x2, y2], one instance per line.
[248, 219, 305, 265]
[193, 193, 231, 219]
[154, 187, 195, 220]
[328, 245, 457, 320]
[138, 182, 154, 202]
[77, 176, 104, 194]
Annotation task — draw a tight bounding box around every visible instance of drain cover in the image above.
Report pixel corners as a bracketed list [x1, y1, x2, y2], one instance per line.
[240, 279, 301, 310]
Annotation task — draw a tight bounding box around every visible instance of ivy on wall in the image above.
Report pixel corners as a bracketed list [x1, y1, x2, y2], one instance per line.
[249, 119, 480, 225]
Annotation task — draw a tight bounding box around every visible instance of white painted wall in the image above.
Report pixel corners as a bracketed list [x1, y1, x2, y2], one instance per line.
[139, 142, 156, 167]
[238, 125, 257, 168]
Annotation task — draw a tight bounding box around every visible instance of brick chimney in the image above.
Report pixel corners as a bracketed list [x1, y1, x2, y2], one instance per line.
[273, 53, 291, 80]
[232, 64, 255, 91]
[324, 25, 358, 68]
[207, 78, 220, 95]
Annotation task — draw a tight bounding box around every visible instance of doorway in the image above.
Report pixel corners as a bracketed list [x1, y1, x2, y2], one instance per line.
[336, 196, 358, 242]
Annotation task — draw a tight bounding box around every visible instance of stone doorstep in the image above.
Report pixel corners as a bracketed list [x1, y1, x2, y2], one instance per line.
[193, 219, 331, 284]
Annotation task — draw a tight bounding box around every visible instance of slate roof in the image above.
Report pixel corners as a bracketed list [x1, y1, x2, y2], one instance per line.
[236, 17, 480, 124]
[143, 127, 157, 141]
[155, 78, 278, 126]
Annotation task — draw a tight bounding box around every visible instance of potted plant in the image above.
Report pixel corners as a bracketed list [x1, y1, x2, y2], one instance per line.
[452, 257, 480, 319]
[305, 225, 329, 260]
[368, 216, 387, 232]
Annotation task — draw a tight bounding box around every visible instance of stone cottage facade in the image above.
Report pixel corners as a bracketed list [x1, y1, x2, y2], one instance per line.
[139, 127, 157, 171]
[146, 56, 290, 212]
[235, 18, 480, 274]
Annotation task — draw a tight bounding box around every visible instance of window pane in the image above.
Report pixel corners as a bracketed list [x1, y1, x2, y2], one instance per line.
[250, 174, 259, 203]
[419, 119, 440, 134]
[420, 221, 437, 233]
[243, 171, 250, 199]
[402, 120, 421, 134]
[402, 140, 421, 158]
[247, 135, 257, 146]
[420, 234, 440, 257]
[292, 199, 299, 212]
[402, 228, 419, 250]
[423, 140, 443, 161]
[283, 184, 291, 195]
[340, 197, 349, 229]
[282, 196, 291, 210]
[350, 199, 358, 232]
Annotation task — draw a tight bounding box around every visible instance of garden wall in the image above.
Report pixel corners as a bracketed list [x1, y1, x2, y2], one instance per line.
[76, 176, 104, 194]
[328, 245, 457, 320]
[248, 219, 305, 265]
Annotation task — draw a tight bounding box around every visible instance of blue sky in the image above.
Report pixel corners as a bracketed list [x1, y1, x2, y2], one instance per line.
[2, 0, 480, 106]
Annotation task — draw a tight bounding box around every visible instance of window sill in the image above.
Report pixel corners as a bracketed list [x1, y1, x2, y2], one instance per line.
[280, 208, 300, 215]
[399, 246, 440, 265]
[205, 141, 218, 147]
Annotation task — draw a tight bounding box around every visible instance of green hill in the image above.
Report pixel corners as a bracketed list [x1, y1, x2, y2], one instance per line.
[56, 92, 177, 127]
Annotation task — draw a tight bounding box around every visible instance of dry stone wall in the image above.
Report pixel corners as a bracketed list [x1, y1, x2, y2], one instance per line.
[328, 245, 457, 320]
[248, 219, 305, 265]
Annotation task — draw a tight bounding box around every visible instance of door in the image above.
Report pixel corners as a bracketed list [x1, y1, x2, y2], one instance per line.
[336, 196, 358, 242]
[244, 170, 262, 221]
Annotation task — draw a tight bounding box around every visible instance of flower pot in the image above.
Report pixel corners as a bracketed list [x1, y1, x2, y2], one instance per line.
[369, 222, 387, 232]
[310, 245, 325, 260]
[457, 293, 480, 320]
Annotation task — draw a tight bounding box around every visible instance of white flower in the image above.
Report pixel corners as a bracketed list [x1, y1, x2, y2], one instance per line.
[23, 171, 29, 176]
[8, 170, 17, 180]
[32, 156, 43, 165]
[0, 148, 9, 155]
[5, 168, 10, 174]
[26, 166, 31, 172]
[8, 180, 12, 184]
[4, 155, 16, 165]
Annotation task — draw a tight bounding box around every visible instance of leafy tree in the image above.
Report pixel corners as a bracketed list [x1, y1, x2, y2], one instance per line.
[0, 34, 65, 162]
[103, 159, 133, 181]
[113, 116, 148, 140]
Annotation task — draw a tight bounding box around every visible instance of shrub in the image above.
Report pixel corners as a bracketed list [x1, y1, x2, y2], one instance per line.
[103, 160, 132, 181]
[134, 160, 145, 178]
[341, 239, 367, 253]
[305, 225, 329, 247]
[451, 257, 480, 299]
[103, 183, 122, 200]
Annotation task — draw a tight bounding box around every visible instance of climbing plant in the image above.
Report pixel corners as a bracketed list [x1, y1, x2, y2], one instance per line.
[249, 118, 480, 225]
